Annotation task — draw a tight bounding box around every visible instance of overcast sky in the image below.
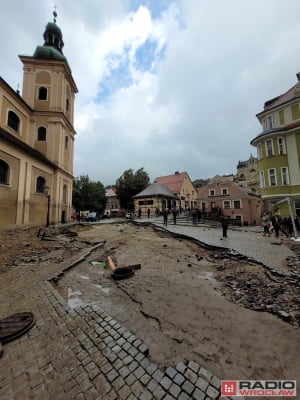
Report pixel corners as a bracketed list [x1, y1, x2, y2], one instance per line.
[2, 0, 300, 186]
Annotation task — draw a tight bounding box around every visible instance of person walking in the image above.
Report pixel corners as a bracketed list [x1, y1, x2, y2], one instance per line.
[191, 208, 197, 226]
[147, 208, 150, 218]
[162, 209, 168, 226]
[220, 214, 229, 238]
[262, 212, 270, 237]
[172, 207, 177, 224]
[271, 213, 282, 238]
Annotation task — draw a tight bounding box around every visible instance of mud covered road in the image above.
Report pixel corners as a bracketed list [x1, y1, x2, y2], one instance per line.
[49, 222, 300, 384]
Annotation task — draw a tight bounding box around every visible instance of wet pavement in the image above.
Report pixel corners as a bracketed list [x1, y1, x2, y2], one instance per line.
[143, 217, 296, 273]
[0, 218, 298, 400]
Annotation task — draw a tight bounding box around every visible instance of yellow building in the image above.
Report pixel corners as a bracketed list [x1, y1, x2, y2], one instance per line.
[251, 72, 300, 217]
[134, 182, 178, 217]
[0, 14, 78, 227]
[154, 171, 197, 210]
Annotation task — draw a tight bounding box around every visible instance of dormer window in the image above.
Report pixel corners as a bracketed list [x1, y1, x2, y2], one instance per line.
[38, 87, 47, 100]
[222, 188, 228, 195]
[209, 189, 215, 196]
[267, 115, 273, 129]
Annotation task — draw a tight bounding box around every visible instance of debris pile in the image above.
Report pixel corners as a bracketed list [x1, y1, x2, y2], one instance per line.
[0, 226, 92, 273]
[213, 251, 300, 327]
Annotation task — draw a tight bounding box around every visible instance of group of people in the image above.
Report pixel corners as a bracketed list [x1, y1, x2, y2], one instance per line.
[261, 212, 300, 238]
[161, 207, 204, 226]
[162, 208, 178, 226]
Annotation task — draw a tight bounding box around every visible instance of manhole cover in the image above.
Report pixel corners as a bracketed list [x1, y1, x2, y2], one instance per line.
[0, 312, 35, 343]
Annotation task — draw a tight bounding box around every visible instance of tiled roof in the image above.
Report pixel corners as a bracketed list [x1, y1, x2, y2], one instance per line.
[261, 83, 298, 113]
[251, 119, 300, 144]
[154, 172, 187, 194]
[105, 188, 116, 197]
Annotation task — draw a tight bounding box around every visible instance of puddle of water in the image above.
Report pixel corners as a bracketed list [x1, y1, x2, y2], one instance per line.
[197, 271, 216, 281]
[67, 287, 85, 308]
[93, 284, 111, 294]
[55, 285, 68, 300]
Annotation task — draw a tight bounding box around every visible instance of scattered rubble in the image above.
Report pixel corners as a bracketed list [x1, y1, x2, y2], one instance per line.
[0, 225, 94, 273]
[213, 250, 300, 327]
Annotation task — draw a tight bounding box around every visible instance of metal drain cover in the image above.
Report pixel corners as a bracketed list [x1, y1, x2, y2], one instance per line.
[0, 312, 35, 343]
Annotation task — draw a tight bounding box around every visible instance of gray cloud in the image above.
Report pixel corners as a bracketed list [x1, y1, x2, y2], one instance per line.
[3, 0, 300, 186]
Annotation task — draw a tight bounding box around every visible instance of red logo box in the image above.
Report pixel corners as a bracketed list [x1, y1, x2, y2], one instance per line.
[221, 381, 237, 396]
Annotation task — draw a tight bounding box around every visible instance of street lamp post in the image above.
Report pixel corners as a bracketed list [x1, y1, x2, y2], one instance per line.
[44, 185, 51, 227]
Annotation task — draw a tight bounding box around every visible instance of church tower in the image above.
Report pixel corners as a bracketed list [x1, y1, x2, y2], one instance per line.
[17, 11, 78, 224]
[19, 11, 78, 175]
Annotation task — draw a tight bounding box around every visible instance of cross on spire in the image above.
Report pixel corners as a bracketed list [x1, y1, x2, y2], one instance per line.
[53, 5, 58, 23]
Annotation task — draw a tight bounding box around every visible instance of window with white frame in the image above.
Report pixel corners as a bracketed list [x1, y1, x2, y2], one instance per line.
[267, 115, 273, 129]
[278, 137, 286, 155]
[222, 188, 228, 195]
[223, 200, 231, 209]
[281, 167, 289, 185]
[209, 189, 215, 196]
[268, 168, 277, 186]
[265, 139, 274, 157]
[259, 171, 265, 188]
[257, 144, 262, 160]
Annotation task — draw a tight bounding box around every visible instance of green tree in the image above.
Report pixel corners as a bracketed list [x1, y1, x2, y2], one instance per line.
[115, 168, 150, 211]
[72, 175, 106, 214]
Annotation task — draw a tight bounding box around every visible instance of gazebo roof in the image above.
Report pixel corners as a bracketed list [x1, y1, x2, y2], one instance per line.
[134, 182, 178, 199]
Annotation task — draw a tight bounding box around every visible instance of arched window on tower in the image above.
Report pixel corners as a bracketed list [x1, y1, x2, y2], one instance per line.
[7, 110, 20, 132]
[65, 136, 69, 149]
[37, 126, 47, 141]
[66, 98, 69, 111]
[38, 87, 48, 100]
[0, 160, 9, 185]
[63, 184, 67, 204]
[36, 176, 46, 194]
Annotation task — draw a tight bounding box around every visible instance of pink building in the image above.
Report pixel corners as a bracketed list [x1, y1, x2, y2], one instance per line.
[196, 180, 262, 226]
[105, 188, 122, 217]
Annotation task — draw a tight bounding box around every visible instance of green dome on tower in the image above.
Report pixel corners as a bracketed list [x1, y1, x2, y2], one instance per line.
[32, 11, 66, 61]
